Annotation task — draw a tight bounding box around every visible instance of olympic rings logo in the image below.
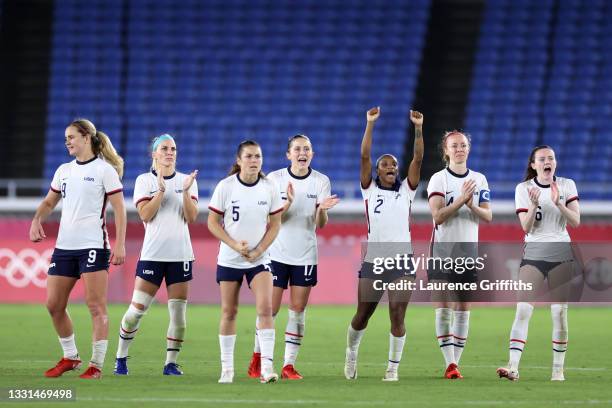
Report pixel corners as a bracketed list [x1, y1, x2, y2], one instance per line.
[0, 248, 53, 288]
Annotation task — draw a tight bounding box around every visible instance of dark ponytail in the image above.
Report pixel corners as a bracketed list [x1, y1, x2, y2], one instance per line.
[523, 145, 553, 181]
[229, 139, 266, 178]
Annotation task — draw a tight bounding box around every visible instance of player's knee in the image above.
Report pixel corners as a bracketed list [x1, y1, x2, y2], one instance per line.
[46, 299, 66, 317]
[86, 299, 107, 317]
[289, 304, 306, 313]
[131, 290, 154, 312]
[168, 299, 187, 328]
[516, 302, 534, 321]
[551, 304, 568, 330]
[221, 305, 238, 321]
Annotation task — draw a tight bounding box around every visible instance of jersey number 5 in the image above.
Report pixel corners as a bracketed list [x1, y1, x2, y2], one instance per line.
[232, 206, 239, 221]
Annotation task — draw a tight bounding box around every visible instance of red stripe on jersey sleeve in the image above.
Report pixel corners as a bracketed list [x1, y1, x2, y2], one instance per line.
[428, 192, 444, 200]
[135, 197, 153, 206]
[208, 206, 224, 215]
[516, 208, 528, 214]
[269, 207, 284, 215]
[50, 186, 61, 194]
[106, 188, 123, 196]
[566, 196, 579, 204]
[190, 195, 198, 202]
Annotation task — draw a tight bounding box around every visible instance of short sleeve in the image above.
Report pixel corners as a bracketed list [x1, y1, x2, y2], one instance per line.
[515, 183, 530, 214]
[427, 173, 445, 200]
[50, 166, 62, 194]
[317, 176, 331, 205]
[360, 178, 375, 200]
[208, 180, 226, 215]
[103, 165, 123, 196]
[269, 181, 284, 215]
[565, 179, 579, 205]
[133, 175, 152, 206]
[478, 175, 491, 204]
[189, 178, 199, 202]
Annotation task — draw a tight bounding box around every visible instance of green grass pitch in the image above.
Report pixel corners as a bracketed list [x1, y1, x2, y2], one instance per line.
[0, 304, 610, 407]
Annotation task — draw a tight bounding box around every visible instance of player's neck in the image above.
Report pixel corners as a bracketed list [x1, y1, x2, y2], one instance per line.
[76, 151, 95, 163]
[158, 165, 175, 177]
[290, 164, 309, 177]
[448, 162, 467, 175]
[536, 174, 553, 186]
[239, 171, 258, 184]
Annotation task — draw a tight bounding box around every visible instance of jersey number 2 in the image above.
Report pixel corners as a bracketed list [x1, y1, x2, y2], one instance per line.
[374, 198, 383, 213]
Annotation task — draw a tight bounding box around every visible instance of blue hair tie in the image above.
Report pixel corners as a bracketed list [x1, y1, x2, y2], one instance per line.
[152, 134, 175, 151]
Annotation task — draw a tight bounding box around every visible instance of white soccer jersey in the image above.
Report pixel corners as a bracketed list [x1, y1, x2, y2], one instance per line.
[427, 168, 490, 243]
[267, 167, 331, 265]
[50, 157, 123, 250]
[515, 176, 578, 243]
[361, 177, 417, 261]
[208, 174, 284, 269]
[133, 171, 198, 262]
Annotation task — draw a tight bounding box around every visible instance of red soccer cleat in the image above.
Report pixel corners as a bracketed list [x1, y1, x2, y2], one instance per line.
[79, 366, 102, 379]
[444, 363, 463, 379]
[44, 357, 81, 378]
[281, 364, 303, 380]
[248, 352, 261, 379]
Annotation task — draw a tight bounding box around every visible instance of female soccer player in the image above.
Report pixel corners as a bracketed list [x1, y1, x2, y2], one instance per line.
[208, 140, 284, 384]
[113, 134, 198, 376]
[344, 107, 424, 382]
[29, 119, 126, 379]
[427, 130, 492, 379]
[497, 145, 579, 382]
[248, 134, 339, 380]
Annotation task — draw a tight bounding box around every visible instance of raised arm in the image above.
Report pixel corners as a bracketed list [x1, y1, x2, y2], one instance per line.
[407, 110, 424, 189]
[361, 107, 380, 188]
[29, 189, 61, 242]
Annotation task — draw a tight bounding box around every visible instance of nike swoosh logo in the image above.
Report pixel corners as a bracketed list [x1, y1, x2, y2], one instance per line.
[86, 264, 95, 268]
[231, 200, 239, 203]
[183, 274, 190, 277]
[446, 191, 452, 194]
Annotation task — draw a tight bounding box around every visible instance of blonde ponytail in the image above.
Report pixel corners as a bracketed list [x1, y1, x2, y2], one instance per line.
[95, 130, 124, 179]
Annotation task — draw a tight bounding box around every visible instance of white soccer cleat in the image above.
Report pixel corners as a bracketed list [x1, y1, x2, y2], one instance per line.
[382, 369, 398, 382]
[551, 368, 565, 381]
[218, 369, 234, 384]
[344, 348, 358, 380]
[497, 366, 519, 381]
[260, 369, 279, 384]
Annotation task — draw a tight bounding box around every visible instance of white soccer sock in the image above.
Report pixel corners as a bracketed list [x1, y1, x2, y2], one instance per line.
[90, 340, 108, 369]
[166, 299, 187, 365]
[258, 328, 276, 374]
[435, 308, 455, 367]
[453, 311, 470, 365]
[284, 309, 305, 366]
[59, 334, 78, 359]
[387, 333, 406, 372]
[117, 304, 145, 358]
[253, 316, 261, 354]
[551, 304, 568, 369]
[219, 335, 236, 371]
[347, 325, 366, 352]
[509, 302, 533, 370]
